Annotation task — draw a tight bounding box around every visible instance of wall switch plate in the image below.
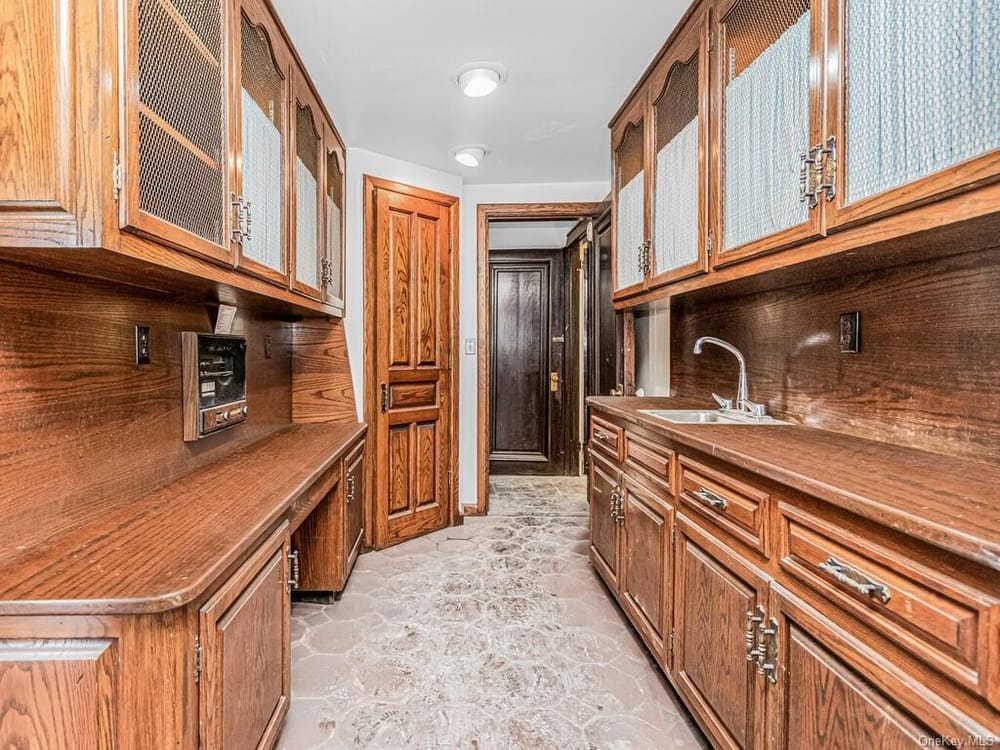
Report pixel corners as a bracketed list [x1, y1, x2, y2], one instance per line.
[135, 325, 151, 365]
[839, 312, 861, 353]
[464, 338, 476, 355]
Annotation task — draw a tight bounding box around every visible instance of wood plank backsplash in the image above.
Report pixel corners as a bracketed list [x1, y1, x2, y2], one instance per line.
[671, 248, 1000, 464]
[0, 260, 293, 522]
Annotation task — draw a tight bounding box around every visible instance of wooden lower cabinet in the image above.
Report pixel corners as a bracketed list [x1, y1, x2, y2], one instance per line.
[620, 476, 672, 664]
[589, 452, 621, 589]
[344, 439, 366, 574]
[199, 523, 291, 750]
[673, 514, 769, 750]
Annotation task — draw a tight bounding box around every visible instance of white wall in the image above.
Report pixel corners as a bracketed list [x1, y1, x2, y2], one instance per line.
[457, 181, 609, 507]
[343, 148, 463, 420]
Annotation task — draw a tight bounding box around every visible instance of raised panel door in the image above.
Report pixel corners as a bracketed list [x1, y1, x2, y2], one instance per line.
[124, 0, 231, 260]
[713, 0, 826, 265]
[589, 452, 621, 591]
[232, 0, 291, 284]
[290, 76, 325, 300]
[620, 476, 672, 664]
[824, 0, 1000, 229]
[648, 7, 711, 288]
[200, 523, 290, 750]
[673, 514, 768, 750]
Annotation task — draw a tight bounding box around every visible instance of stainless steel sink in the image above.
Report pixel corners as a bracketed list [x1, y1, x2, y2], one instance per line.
[639, 409, 791, 426]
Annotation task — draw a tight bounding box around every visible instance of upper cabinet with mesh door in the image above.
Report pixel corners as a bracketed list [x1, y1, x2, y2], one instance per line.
[609, 0, 1000, 303]
[0, 0, 349, 318]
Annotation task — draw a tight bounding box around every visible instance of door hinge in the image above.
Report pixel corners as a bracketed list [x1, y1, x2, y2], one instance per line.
[669, 628, 675, 654]
[112, 151, 122, 203]
[448, 470, 453, 499]
[671, 525, 676, 549]
[193, 636, 203, 684]
[380, 382, 388, 413]
[448, 234, 453, 253]
[818, 135, 837, 203]
[706, 232, 713, 257]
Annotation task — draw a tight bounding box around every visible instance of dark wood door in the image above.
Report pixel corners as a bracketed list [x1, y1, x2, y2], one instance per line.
[589, 453, 621, 591]
[489, 249, 567, 475]
[673, 514, 768, 750]
[621, 476, 672, 663]
[199, 524, 289, 750]
[770, 586, 949, 750]
[370, 180, 455, 548]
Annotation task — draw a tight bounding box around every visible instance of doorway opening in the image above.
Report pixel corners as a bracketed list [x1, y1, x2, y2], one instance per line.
[474, 202, 603, 515]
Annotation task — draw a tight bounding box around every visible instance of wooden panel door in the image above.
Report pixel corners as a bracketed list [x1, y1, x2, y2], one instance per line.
[289, 75, 325, 300]
[200, 523, 290, 750]
[647, 6, 711, 288]
[344, 439, 365, 577]
[611, 95, 651, 299]
[488, 250, 567, 475]
[371, 180, 455, 548]
[586, 212, 624, 399]
[232, 0, 291, 284]
[0, 0, 104, 248]
[123, 0, 231, 261]
[769, 585, 988, 750]
[589, 452, 621, 591]
[823, 0, 1000, 230]
[673, 514, 769, 750]
[620, 476, 673, 664]
[712, 0, 827, 266]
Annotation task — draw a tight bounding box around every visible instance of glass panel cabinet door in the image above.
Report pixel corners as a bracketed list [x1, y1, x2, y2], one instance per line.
[613, 100, 649, 297]
[649, 10, 710, 286]
[828, 0, 1000, 226]
[716, 0, 823, 263]
[234, 1, 289, 283]
[324, 139, 346, 311]
[291, 89, 323, 299]
[127, 0, 230, 262]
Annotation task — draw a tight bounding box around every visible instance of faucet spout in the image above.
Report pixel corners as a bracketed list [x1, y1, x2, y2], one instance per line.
[693, 337, 753, 416]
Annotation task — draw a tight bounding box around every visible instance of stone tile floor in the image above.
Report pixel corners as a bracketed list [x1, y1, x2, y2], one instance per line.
[277, 475, 707, 749]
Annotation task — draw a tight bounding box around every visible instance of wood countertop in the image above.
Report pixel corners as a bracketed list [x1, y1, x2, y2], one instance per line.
[0, 422, 366, 616]
[589, 396, 1000, 572]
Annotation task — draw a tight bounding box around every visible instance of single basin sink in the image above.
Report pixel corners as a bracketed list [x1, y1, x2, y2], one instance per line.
[639, 409, 791, 426]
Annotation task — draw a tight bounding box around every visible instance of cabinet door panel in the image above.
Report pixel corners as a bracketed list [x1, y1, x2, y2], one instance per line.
[674, 515, 768, 750]
[714, 0, 825, 265]
[589, 453, 620, 590]
[200, 523, 289, 750]
[290, 79, 324, 299]
[324, 133, 346, 311]
[344, 440, 365, 577]
[826, 0, 1000, 228]
[621, 478, 672, 661]
[125, 0, 230, 260]
[234, 0, 291, 283]
[612, 96, 649, 298]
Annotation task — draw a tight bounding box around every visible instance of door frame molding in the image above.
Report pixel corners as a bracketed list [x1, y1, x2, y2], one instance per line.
[363, 176, 461, 547]
[474, 201, 602, 516]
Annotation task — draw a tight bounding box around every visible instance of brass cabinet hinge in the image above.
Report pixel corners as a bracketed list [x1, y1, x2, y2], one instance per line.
[112, 152, 122, 203]
[193, 636, 203, 684]
[706, 232, 713, 257]
[800, 136, 837, 210]
[448, 234, 453, 253]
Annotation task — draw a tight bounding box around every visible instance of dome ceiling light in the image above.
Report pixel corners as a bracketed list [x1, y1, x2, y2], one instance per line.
[455, 63, 505, 98]
[453, 146, 489, 168]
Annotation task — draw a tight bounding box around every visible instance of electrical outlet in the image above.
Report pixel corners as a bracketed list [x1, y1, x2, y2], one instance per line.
[839, 312, 860, 353]
[464, 338, 476, 355]
[264, 335, 272, 359]
[135, 325, 151, 365]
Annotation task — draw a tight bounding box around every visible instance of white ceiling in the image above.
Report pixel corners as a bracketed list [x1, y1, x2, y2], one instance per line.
[272, 0, 689, 184]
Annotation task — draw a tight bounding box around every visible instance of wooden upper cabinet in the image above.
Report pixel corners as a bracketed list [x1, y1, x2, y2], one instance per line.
[823, 0, 1000, 229]
[712, 0, 827, 266]
[232, 0, 291, 284]
[324, 129, 346, 312]
[290, 76, 325, 300]
[611, 95, 650, 299]
[647, 6, 711, 288]
[123, 0, 232, 261]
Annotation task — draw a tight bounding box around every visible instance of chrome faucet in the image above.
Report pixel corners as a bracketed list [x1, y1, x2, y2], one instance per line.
[693, 337, 766, 419]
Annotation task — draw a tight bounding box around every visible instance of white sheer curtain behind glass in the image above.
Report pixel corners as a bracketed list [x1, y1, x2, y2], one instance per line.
[241, 90, 284, 271]
[654, 117, 700, 274]
[616, 172, 645, 288]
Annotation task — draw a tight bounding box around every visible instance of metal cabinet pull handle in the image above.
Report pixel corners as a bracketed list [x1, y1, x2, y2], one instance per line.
[594, 431, 609, 441]
[756, 618, 778, 683]
[688, 487, 728, 512]
[609, 487, 621, 523]
[818, 556, 892, 604]
[347, 475, 356, 504]
[745, 606, 765, 662]
[287, 549, 300, 592]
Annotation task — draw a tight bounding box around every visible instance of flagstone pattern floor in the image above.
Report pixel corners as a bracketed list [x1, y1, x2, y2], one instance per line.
[277, 475, 707, 749]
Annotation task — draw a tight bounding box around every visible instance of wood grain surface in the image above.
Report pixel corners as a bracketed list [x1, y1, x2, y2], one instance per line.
[291, 318, 356, 423]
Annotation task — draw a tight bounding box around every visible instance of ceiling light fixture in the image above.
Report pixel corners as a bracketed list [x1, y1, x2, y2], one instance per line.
[453, 146, 488, 168]
[455, 63, 506, 98]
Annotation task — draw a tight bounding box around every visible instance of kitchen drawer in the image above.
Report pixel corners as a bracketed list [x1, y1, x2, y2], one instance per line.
[678, 456, 770, 557]
[624, 431, 673, 492]
[779, 502, 1000, 708]
[590, 416, 623, 462]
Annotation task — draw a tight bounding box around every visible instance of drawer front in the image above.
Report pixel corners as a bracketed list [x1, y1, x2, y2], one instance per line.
[780, 502, 1000, 706]
[624, 431, 673, 491]
[678, 456, 770, 557]
[590, 416, 623, 461]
